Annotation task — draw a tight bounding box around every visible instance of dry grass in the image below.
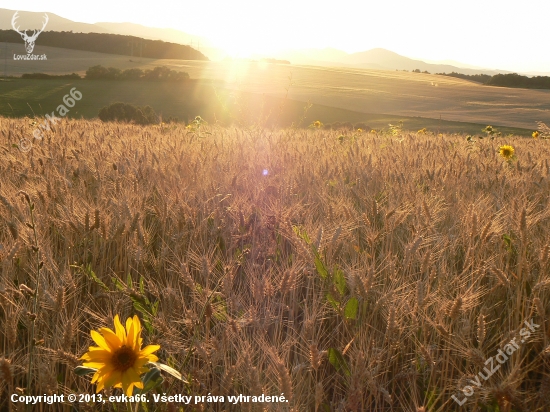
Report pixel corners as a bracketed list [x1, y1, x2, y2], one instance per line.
[0, 117, 549, 411]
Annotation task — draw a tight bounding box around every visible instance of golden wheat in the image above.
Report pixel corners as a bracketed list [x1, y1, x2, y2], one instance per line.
[0, 117, 549, 411]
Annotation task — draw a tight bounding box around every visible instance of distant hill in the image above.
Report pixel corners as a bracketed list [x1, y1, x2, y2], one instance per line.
[92, 22, 223, 60]
[276, 47, 505, 76]
[0, 8, 222, 60]
[340, 48, 501, 75]
[0, 8, 108, 33]
[0, 30, 208, 60]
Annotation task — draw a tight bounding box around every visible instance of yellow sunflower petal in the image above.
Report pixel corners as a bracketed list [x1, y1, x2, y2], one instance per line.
[95, 378, 105, 393]
[99, 327, 122, 349]
[104, 370, 122, 389]
[91, 371, 102, 384]
[122, 367, 141, 396]
[81, 345, 103, 355]
[113, 315, 127, 342]
[91, 330, 112, 352]
[128, 367, 144, 389]
[126, 317, 140, 350]
[84, 346, 108, 353]
[125, 316, 133, 334]
[81, 349, 111, 362]
[140, 344, 160, 357]
[146, 354, 158, 363]
[133, 357, 149, 369]
[97, 364, 115, 375]
[132, 316, 142, 350]
[133, 315, 142, 334]
[82, 361, 110, 369]
[80, 353, 93, 361]
[125, 383, 135, 397]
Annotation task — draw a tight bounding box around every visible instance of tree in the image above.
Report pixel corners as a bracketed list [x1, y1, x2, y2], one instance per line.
[120, 68, 143, 80]
[98, 102, 158, 125]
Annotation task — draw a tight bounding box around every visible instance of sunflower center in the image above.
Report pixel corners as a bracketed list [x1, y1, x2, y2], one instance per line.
[112, 345, 137, 371]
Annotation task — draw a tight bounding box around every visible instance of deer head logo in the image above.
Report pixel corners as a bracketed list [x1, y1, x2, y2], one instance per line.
[12, 12, 49, 54]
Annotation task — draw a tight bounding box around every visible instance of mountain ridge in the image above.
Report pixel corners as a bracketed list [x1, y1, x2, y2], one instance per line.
[275, 47, 509, 76]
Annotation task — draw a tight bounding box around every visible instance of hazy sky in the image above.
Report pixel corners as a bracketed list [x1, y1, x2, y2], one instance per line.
[3, 0, 550, 72]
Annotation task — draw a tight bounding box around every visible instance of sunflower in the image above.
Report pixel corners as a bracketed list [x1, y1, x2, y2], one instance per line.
[533, 131, 539, 139]
[81, 315, 160, 396]
[499, 145, 515, 160]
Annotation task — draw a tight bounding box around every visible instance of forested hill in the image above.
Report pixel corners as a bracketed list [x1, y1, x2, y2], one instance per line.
[438, 71, 550, 89]
[0, 30, 208, 60]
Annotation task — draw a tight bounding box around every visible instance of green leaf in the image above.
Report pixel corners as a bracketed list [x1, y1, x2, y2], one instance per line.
[148, 362, 187, 382]
[74, 366, 97, 376]
[344, 297, 359, 320]
[139, 276, 145, 295]
[212, 300, 228, 321]
[139, 367, 163, 393]
[333, 267, 347, 295]
[80, 264, 109, 291]
[112, 277, 126, 291]
[425, 389, 438, 409]
[293, 225, 311, 244]
[314, 251, 329, 279]
[326, 293, 340, 310]
[151, 300, 159, 316]
[328, 348, 350, 377]
[142, 367, 161, 384]
[141, 317, 154, 334]
[132, 300, 149, 315]
[127, 273, 133, 290]
[217, 235, 226, 252]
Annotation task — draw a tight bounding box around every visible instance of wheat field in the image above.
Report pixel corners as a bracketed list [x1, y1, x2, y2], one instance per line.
[0, 117, 549, 411]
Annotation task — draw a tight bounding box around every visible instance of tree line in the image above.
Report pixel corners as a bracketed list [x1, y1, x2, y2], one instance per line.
[437, 72, 550, 89]
[436, 72, 493, 83]
[18, 65, 190, 81]
[85, 65, 189, 81]
[0, 30, 208, 61]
